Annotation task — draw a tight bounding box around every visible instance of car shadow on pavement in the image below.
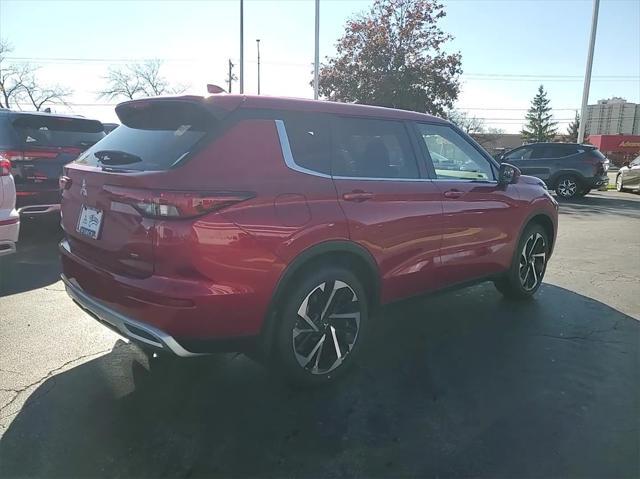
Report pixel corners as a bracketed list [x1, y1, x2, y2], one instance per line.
[1, 282, 638, 478]
[558, 191, 640, 219]
[0, 218, 63, 297]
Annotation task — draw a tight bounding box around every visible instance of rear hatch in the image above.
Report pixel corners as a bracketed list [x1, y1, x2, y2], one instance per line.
[7, 114, 104, 207]
[61, 98, 225, 277]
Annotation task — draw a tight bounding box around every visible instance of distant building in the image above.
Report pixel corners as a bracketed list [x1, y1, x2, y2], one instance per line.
[583, 98, 640, 135]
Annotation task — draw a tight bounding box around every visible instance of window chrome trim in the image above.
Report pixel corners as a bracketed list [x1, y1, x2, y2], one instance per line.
[275, 119, 499, 184]
[332, 175, 432, 182]
[275, 119, 432, 182]
[274, 119, 331, 179]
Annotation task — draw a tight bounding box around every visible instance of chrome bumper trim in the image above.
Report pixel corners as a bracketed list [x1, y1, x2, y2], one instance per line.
[18, 204, 61, 215]
[61, 273, 201, 357]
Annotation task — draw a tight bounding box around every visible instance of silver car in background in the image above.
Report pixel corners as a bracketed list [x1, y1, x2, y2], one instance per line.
[0, 156, 19, 256]
[616, 155, 640, 192]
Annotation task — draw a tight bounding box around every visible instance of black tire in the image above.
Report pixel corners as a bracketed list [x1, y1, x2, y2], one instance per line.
[576, 187, 591, 197]
[616, 174, 626, 192]
[272, 265, 369, 387]
[555, 174, 581, 199]
[494, 223, 549, 300]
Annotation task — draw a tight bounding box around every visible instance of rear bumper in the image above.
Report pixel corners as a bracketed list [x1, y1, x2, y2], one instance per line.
[59, 237, 271, 346]
[585, 174, 609, 189]
[0, 212, 20, 257]
[62, 273, 201, 357]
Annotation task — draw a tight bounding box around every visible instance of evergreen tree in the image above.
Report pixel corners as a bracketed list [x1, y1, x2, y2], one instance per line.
[521, 85, 557, 142]
[566, 111, 580, 142]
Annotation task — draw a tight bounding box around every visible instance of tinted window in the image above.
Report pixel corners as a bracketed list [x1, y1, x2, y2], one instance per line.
[332, 118, 419, 179]
[504, 146, 534, 160]
[284, 113, 331, 175]
[75, 101, 214, 171]
[532, 144, 581, 159]
[415, 123, 494, 181]
[12, 114, 104, 149]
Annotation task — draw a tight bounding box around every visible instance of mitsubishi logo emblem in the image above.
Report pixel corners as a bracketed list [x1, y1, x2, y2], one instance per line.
[80, 179, 88, 197]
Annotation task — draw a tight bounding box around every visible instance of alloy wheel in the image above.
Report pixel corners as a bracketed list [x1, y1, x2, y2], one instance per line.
[292, 280, 361, 375]
[518, 233, 546, 291]
[616, 175, 623, 191]
[558, 178, 577, 198]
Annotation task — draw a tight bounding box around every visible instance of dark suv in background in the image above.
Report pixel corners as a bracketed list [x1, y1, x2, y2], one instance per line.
[500, 142, 609, 199]
[0, 110, 105, 216]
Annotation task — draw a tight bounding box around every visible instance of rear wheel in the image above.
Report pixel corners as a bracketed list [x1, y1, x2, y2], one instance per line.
[494, 223, 549, 300]
[555, 175, 581, 199]
[273, 265, 368, 386]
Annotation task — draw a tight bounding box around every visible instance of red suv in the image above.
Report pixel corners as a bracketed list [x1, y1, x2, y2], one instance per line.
[60, 95, 558, 385]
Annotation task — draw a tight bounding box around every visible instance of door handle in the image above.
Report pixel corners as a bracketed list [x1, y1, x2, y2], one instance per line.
[443, 189, 464, 199]
[343, 190, 374, 202]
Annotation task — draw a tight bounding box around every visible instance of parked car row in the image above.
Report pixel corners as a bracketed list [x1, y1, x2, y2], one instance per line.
[2, 95, 634, 385]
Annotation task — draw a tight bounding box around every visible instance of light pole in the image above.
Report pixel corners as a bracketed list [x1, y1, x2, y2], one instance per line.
[240, 0, 244, 94]
[577, 0, 600, 144]
[313, 0, 320, 100]
[256, 39, 261, 95]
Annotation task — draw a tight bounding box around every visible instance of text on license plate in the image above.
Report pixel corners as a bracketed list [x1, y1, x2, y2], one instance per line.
[76, 205, 103, 239]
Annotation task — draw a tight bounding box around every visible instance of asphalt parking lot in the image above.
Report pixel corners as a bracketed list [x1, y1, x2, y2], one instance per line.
[0, 190, 639, 478]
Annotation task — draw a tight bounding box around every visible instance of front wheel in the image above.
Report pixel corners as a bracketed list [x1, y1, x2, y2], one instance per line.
[494, 223, 549, 300]
[273, 266, 368, 386]
[616, 174, 626, 192]
[555, 175, 580, 199]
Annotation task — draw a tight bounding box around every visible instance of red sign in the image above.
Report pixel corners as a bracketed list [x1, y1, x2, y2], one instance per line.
[587, 135, 640, 153]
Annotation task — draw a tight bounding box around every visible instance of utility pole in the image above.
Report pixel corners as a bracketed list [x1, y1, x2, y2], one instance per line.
[240, 0, 244, 94]
[313, 0, 320, 100]
[227, 59, 235, 93]
[577, 0, 600, 144]
[256, 39, 261, 95]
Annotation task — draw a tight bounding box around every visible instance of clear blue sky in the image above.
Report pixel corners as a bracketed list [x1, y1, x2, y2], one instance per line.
[1, 0, 638, 133]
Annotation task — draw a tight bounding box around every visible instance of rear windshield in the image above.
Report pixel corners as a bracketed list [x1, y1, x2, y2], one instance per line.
[74, 102, 213, 171]
[12, 115, 105, 149]
[591, 149, 606, 160]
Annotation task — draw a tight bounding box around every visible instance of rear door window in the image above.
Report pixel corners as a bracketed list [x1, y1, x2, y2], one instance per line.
[74, 101, 216, 171]
[12, 115, 104, 149]
[282, 112, 331, 175]
[332, 117, 419, 179]
[504, 146, 534, 161]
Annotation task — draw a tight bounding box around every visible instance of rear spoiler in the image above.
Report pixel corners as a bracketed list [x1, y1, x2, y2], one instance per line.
[115, 96, 242, 127]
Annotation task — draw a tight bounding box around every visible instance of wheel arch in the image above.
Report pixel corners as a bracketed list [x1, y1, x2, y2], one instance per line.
[259, 240, 381, 355]
[520, 211, 557, 256]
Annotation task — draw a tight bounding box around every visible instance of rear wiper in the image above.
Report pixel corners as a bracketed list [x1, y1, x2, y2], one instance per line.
[94, 149, 142, 165]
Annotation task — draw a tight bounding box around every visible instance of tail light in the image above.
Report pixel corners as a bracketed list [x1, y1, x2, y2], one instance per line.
[0, 158, 10, 176]
[104, 185, 254, 219]
[0, 149, 60, 162]
[59, 176, 72, 190]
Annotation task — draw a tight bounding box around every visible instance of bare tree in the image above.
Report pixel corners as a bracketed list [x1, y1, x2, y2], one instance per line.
[98, 60, 186, 101]
[0, 39, 31, 109]
[447, 109, 485, 135]
[19, 70, 72, 111]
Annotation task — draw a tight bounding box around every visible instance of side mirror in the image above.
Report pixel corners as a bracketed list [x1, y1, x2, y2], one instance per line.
[498, 162, 521, 186]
